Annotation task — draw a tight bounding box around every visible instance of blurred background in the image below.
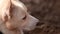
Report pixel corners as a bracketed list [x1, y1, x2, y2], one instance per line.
[19, 0, 60, 34]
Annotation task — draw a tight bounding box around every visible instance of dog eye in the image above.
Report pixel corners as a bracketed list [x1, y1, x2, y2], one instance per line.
[22, 15, 27, 20]
[0, 31, 3, 34]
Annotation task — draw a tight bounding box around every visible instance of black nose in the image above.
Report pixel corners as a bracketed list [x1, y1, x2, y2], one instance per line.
[0, 31, 3, 34]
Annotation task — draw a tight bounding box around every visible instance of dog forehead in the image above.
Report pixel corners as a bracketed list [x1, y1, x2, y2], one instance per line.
[12, 7, 26, 19]
[11, 0, 28, 19]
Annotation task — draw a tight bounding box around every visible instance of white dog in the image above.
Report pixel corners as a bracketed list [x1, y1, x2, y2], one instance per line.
[0, 0, 39, 34]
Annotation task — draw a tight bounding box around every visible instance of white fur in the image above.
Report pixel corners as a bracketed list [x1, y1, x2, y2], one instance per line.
[0, 0, 39, 34]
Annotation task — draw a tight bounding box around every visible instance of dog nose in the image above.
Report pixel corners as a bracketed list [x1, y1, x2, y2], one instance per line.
[29, 15, 39, 24]
[30, 15, 39, 28]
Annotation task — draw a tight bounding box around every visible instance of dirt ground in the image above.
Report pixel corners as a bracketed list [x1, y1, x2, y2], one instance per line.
[19, 0, 60, 34]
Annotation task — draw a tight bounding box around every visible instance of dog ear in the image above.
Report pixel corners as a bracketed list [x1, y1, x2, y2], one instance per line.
[0, 0, 12, 22]
[11, 0, 27, 12]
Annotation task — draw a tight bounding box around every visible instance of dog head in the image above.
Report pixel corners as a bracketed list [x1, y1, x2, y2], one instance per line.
[5, 0, 39, 31]
[0, 0, 39, 34]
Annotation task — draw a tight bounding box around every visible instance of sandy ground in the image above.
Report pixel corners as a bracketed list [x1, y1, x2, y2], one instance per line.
[19, 0, 60, 34]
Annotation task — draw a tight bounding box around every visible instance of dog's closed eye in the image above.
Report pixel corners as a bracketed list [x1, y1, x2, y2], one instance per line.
[0, 31, 3, 34]
[22, 15, 27, 20]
